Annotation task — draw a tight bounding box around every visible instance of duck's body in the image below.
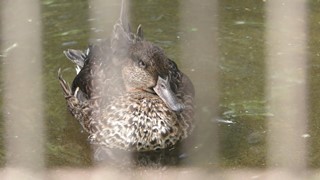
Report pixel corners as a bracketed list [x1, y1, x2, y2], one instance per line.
[58, 2, 194, 163]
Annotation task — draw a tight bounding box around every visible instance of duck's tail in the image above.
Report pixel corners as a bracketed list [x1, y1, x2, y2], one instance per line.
[58, 68, 72, 98]
[58, 69, 88, 129]
[63, 49, 89, 74]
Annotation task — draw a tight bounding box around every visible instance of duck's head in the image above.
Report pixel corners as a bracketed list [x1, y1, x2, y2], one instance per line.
[109, 3, 185, 112]
[112, 23, 184, 112]
[122, 38, 184, 112]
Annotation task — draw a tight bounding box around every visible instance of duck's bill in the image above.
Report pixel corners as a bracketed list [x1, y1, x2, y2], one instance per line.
[153, 76, 185, 112]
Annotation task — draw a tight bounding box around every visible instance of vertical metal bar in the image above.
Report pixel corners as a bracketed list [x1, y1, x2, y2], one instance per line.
[88, 0, 122, 41]
[180, 0, 219, 165]
[1, 0, 44, 178]
[88, 0, 132, 167]
[266, 0, 308, 173]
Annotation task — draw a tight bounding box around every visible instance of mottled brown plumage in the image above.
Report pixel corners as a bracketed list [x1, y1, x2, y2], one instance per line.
[58, 1, 194, 164]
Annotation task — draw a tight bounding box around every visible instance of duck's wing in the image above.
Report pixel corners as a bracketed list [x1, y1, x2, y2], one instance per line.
[166, 59, 195, 114]
[179, 73, 195, 98]
[164, 58, 194, 134]
[70, 45, 104, 98]
[65, 42, 125, 100]
[167, 59, 194, 97]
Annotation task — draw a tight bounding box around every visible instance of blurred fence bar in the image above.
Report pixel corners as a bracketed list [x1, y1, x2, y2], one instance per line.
[88, 0, 133, 165]
[265, 0, 308, 175]
[1, 0, 44, 178]
[88, 0, 122, 40]
[180, 0, 219, 165]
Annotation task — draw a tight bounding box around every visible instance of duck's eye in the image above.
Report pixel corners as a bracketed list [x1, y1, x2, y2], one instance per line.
[138, 60, 146, 68]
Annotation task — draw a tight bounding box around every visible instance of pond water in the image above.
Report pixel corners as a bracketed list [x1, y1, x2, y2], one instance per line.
[1, 0, 320, 169]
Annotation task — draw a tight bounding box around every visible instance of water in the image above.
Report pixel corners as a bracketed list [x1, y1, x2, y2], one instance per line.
[1, 0, 320, 169]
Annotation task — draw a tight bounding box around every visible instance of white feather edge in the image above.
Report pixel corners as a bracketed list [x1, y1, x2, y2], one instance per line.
[76, 65, 81, 74]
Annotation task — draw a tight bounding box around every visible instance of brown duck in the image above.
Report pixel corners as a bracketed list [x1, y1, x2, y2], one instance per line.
[58, 1, 194, 164]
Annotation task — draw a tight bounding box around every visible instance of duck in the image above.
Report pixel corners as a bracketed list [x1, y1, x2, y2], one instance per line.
[58, 0, 194, 164]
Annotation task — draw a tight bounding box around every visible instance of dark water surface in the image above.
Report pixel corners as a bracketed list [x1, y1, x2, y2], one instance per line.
[1, 0, 320, 169]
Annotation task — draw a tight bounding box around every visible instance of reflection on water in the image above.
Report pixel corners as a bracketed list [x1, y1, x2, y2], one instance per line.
[1, 0, 320, 168]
